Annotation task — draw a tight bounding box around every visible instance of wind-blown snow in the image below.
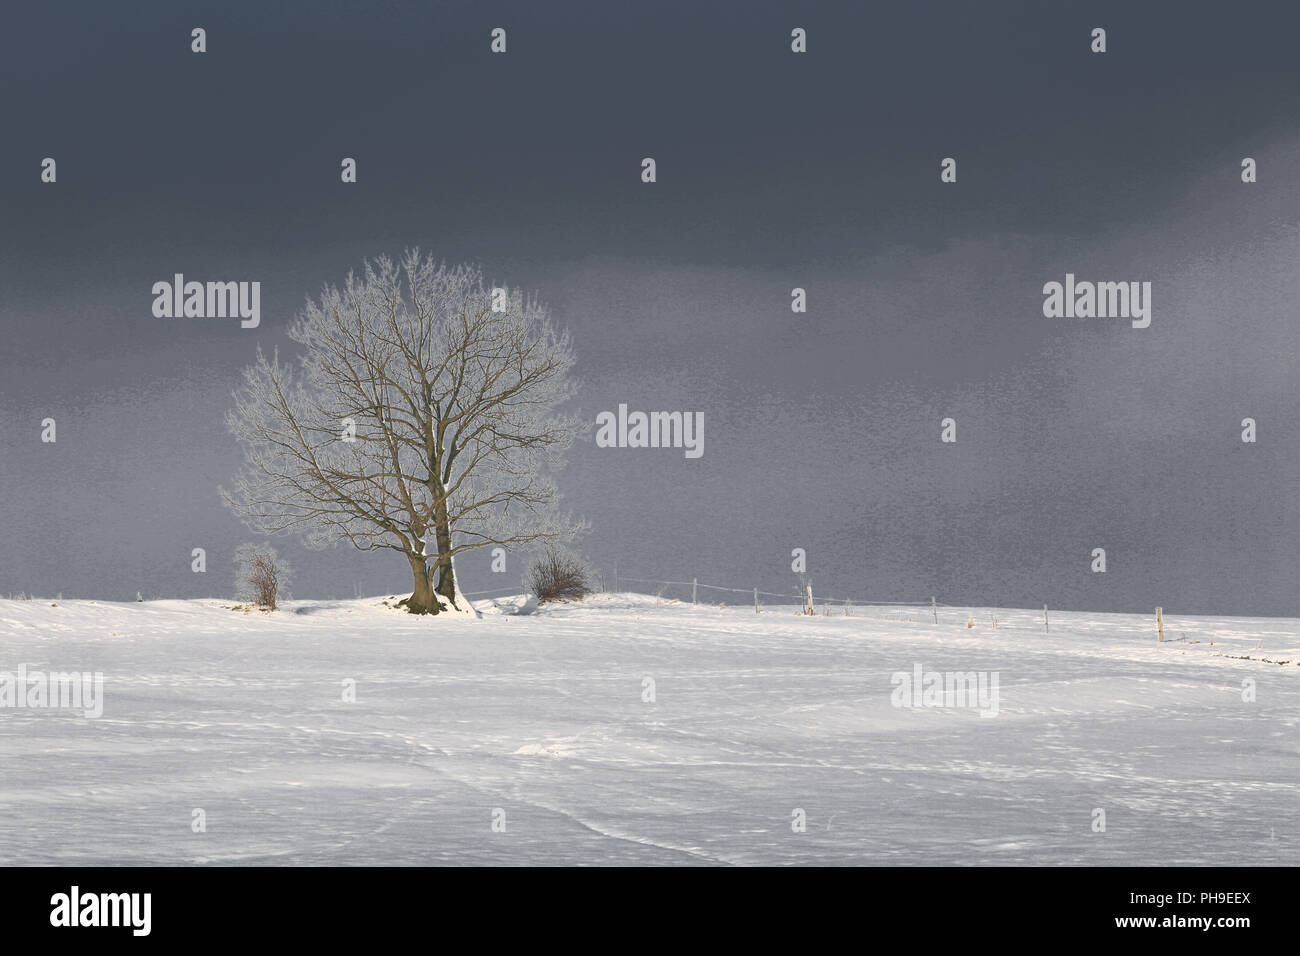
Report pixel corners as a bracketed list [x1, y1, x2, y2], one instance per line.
[0, 594, 1295, 865]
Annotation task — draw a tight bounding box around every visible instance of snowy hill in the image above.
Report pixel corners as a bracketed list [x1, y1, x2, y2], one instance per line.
[0, 594, 1295, 865]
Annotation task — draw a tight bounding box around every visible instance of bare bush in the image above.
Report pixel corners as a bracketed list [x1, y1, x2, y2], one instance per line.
[524, 546, 592, 604]
[234, 543, 291, 610]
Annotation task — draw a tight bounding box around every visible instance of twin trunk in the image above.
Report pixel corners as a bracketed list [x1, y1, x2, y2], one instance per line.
[403, 539, 458, 615]
[401, 472, 458, 614]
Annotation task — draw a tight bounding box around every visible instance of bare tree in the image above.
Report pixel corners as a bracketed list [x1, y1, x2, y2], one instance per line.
[222, 252, 584, 614]
[234, 542, 291, 610]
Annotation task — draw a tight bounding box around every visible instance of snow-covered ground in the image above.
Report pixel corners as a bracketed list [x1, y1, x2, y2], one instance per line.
[0, 593, 1295, 865]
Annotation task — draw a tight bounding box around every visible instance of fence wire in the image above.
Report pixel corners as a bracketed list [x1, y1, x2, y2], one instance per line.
[462, 575, 940, 607]
[616, 575, 941, 607]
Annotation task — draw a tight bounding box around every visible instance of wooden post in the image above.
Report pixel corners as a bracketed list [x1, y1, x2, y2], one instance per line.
[754, 587, 759, 613]
[692, 578, 697, 604]
[1044, 604, 1049, 634]
[805, 584, 814, 615]
[1156, 606, 1164, 643]
[931, 596, 937, 624]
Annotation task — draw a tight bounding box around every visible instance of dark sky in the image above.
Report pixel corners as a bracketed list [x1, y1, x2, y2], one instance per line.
[1, 0, 1296, 615]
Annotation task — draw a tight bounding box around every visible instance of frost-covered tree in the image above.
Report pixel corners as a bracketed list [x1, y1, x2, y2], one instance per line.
[222, 252, 584, 614]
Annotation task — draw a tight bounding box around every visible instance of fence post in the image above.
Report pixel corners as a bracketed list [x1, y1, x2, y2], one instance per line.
[754, 587, 759, 613]
[1044, 604, 1049, 634]
[805, 584, 814, 615]
[931, 596, 937, 624]
[692, 578, 697, 604]
[1156, 606, 1164, 643]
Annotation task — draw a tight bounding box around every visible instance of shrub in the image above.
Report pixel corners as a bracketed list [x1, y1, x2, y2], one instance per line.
[234, 543, 291, 610]
[524, 545, 592, 604]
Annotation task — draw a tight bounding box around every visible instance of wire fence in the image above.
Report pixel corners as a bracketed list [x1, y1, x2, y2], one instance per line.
[444, 574, 1206, 650]
[416, 576, 1288, 658]
[616, 574, 939, 609]
[462, 574, 945, 609]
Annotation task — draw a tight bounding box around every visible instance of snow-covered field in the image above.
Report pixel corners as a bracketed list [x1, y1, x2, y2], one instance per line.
[0, 593, 1295, 866]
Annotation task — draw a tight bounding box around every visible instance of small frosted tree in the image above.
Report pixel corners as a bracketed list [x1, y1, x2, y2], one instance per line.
[234, 542, 291, 610]
[222, 252, 584, 614]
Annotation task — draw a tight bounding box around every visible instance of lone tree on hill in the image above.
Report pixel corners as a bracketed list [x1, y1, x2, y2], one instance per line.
[222, 252, 584, 614]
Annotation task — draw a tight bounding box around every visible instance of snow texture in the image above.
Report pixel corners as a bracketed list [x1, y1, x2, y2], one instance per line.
[0, 594, 1295, 865]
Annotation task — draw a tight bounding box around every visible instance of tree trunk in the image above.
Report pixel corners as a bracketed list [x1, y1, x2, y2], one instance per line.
[432, 497, 458, 607]
[400, 553, 441, 614]
[434, 556, 456, 606]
